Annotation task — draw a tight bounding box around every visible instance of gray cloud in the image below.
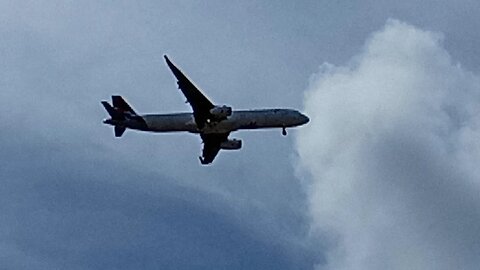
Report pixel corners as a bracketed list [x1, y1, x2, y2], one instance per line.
[296, 20, 480, 270]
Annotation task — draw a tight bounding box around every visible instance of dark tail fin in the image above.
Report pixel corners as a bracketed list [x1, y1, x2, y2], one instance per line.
[101, 96, 135, 138]
[101, 96, 143, 138]
[101, 101, 125, 120]
[112, 96, 137, 115]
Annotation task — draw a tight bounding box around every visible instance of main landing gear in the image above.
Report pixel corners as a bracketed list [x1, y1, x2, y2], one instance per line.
[282, 126, 287, 136]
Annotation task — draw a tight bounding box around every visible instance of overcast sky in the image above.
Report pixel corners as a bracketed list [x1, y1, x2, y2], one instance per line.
[1, 1, 480, 269]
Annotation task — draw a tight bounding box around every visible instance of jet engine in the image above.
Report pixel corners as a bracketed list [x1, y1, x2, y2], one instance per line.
[220, 139, 242, 150]
[209, 105, 232, 119]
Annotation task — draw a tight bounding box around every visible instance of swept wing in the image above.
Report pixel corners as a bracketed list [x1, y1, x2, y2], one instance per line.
[164, 55, 229, 164]
[164, 55, 214, 129]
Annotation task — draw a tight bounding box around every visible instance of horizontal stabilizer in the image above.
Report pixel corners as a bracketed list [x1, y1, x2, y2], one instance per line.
[114, 126, 126, 137]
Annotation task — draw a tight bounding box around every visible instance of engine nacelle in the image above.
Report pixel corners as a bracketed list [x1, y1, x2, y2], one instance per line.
[209, 105, 232, 119]
[220, 139, 242, 150]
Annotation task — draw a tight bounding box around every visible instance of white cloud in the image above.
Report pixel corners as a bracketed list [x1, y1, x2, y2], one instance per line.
[296, 19, 480, 270]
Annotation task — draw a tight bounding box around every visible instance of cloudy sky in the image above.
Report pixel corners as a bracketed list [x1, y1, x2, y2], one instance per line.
[1, 1, 480, 269]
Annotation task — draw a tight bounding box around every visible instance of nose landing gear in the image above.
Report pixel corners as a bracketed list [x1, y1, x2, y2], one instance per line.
[282, 126, 287, 136]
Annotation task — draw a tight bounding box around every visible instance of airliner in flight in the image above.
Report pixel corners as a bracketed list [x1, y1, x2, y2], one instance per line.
[101, 55, 309, 164]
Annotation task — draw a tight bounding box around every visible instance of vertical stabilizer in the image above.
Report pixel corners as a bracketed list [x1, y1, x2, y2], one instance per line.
[112, 96, 137, 115]
[101, 101, 125, 120]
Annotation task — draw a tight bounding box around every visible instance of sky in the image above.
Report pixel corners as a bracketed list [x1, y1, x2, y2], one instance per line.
[1, 1, 480, 269]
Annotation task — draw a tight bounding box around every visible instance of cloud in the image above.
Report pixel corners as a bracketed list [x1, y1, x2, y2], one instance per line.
[296, 19, 480, 270]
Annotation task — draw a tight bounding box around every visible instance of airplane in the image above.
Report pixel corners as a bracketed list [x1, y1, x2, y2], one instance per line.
[101, 55, 309, 165]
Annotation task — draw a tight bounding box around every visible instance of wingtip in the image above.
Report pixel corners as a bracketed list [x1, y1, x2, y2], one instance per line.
[164, 54, 174, 67]
[164, 55, 180, 74]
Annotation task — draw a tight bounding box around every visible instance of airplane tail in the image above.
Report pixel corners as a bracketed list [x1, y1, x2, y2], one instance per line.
[101, 101, 124, 120]
[101, 96, 138, 137]
[111, 95, 137, 116]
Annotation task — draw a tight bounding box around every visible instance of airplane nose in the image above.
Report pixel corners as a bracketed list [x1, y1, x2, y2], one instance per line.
[300, 113, 309, 124]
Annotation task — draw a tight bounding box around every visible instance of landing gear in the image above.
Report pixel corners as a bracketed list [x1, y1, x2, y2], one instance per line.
[282, 126, 287, 136]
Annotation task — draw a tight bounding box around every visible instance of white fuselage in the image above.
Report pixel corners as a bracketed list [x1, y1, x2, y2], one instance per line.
[126, 109, 309, 134]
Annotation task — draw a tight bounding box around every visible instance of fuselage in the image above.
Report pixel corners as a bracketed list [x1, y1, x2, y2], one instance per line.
[114, 109, 309, 134]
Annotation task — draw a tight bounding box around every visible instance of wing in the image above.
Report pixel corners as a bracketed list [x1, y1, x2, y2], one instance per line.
[164, 55, 214, 129]
[199, 133, 229, 165]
